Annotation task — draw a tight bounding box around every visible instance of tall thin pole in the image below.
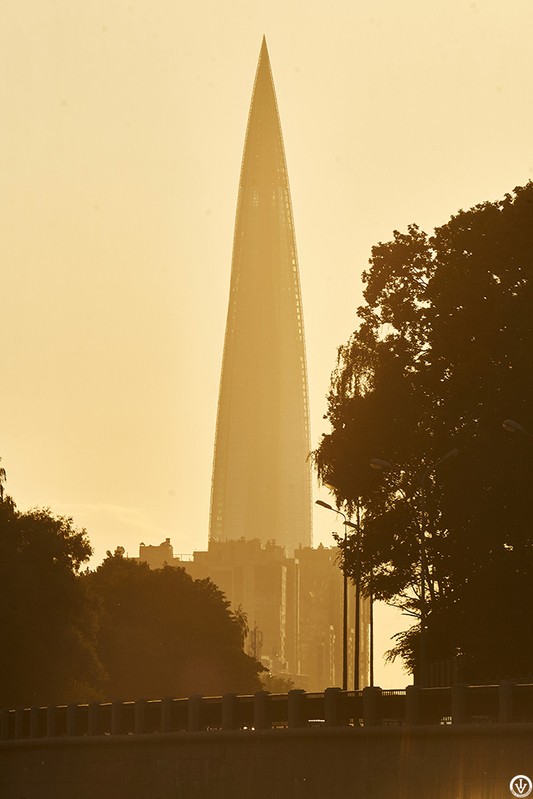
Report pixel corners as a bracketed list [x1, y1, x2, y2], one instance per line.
[342, 525, 348, 690]
[419, 482, 427, 687]
[369, 569, 374, 688]
[354, 502, 361, 691]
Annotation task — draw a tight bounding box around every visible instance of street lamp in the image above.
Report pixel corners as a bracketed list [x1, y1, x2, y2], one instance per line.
[315, 499, 356, 690]
[370, 448, 458, 686]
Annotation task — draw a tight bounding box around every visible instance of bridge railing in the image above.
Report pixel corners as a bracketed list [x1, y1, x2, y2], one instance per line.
[2, 682, 532, 742]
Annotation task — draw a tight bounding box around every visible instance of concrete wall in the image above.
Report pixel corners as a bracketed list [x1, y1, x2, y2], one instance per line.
[1, 723, 532, 799]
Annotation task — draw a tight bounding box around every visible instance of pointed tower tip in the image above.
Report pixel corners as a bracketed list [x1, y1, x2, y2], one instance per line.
[259, 36, 271, 71]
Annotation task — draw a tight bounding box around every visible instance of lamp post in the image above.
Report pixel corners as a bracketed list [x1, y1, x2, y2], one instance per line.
[370, 448, 458, 686]
[315, 499, 356, 690]
[353, 502, 365, 690]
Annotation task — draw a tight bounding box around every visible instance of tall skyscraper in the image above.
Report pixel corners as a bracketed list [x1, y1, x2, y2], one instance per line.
[210, 38, 312, 553]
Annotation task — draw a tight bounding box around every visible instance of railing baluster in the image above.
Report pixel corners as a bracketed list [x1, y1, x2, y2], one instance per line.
[222, 694, 237, 730]
[405, 685, 420, 725]
[30, 707, 40, 739]
[188, 695, 204, 732]
[288, 689, 307, 728]
[67, 703, 78, 737]
[253, 691, 270, 730]
[111, 700, 122, 735]
[0, 709, 9, 741]
[15, 707, 25, 740]
[46, 706, 56, 738]
[88, 702, 100, 736]
[161, 697, 173, 733]
[134, 700, 146, 734]
[362, 686, 382, 726]
[499, 681, 515, 723]
[324, 687, 346, 727]
[451, 684, 467, 725]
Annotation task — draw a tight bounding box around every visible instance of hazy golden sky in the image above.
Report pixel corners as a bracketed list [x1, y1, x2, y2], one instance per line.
[2, 0, 533, 685]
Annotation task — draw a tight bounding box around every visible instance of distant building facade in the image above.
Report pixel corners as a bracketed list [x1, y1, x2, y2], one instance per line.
[209, 38, 312, 553]
[134, 537, 369, 691]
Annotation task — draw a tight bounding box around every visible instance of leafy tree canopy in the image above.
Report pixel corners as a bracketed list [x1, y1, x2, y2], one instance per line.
[85, 550, 263, 699]
[0, 497, 102, 707]
[0, 483, 263, 707]
[314, 182, 533, 682]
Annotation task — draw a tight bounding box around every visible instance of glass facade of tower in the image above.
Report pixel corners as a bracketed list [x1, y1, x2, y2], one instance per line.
[210, 39, 312, 553]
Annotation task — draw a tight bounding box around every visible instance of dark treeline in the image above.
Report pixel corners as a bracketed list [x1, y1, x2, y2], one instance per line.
[0, 494, 262, 708]
[314, 182, 533, 683]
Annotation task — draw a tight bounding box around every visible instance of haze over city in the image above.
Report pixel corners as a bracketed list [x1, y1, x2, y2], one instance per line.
[2, 0, 533, 686]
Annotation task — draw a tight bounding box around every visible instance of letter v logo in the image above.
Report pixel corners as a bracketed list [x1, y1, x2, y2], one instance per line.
[510, 775, 533, 797]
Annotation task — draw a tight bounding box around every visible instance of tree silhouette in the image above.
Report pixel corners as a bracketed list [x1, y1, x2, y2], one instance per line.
[315, 182, 533, 682]
[86, 551, 264, 699]
[0, 477, 264, 708]
[0, 500, 103, 707]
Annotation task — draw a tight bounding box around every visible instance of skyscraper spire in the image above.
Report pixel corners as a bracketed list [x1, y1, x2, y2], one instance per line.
[210, 39, 312, 553]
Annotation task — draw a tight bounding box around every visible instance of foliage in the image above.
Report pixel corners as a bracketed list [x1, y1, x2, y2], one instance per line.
[0, 487, 263, 707]
[0, 499, 103, 707]
[314, 182, 533, 682]
[85, 551, 264, 699]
